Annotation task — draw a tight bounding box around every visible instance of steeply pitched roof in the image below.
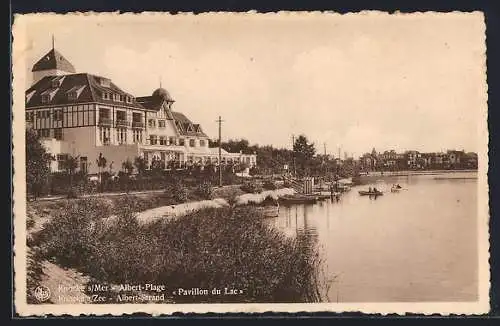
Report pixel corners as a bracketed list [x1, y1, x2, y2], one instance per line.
[171, 111, 208, 137]
[32, 49, 76, 73]
[136, 96, 208, 138]
[25, 73, 144, 109]
[136, 96, 162, 111]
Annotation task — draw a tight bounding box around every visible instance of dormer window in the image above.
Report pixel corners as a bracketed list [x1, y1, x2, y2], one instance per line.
[175, 121, 184, 132]
[99, 77, 111, 87]
[26, 90, 36, 104]
[40, 87, 59, 104]
[51, 76, 65, 88]
[41, 94, 51, 104]
[67, 85, 86, 101]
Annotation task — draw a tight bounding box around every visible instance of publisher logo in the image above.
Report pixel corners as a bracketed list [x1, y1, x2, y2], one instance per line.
[33, 286, 51, 302]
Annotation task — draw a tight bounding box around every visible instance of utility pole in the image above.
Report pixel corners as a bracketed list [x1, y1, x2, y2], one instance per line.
[292, 134, 296, 177]
[216, 116, 224, 187]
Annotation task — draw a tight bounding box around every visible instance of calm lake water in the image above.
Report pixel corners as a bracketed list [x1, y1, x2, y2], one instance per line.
[269, 172, 478, 302]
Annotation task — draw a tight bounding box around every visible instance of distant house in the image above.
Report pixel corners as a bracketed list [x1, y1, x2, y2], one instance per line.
[380, 150, 398, 170]
[464, 152, 478, 169]
[405, 150, 421, 169]
[360, 153, 377, 171]
[447, 150, 466, 167]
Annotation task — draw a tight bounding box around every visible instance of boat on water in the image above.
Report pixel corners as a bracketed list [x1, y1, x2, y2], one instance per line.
[279, 194, 318, 205]
[358, 190, 384, 196]
[390, 184, 403, 193]
[316, 193, 333, 201]
[337, 184, 351, 192]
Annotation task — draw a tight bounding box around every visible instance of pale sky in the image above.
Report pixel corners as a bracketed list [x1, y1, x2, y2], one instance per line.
[17, 12, 486, 157]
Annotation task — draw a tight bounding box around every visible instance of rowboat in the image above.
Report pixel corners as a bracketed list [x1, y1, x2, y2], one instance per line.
[358, 191, 384, 196]
[337, 184, 351, 192]
[316, 193, 333, 201]
[390, 184, 403, 192]
[279, 194, 318, 205]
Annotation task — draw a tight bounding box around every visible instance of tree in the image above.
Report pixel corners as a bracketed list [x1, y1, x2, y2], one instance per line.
[96, 153, 107, 191]
[122, 159, 134, 175]
[64, 155, 79, 196]
[26, 129, 52, 199]
[121, 159, 134, 193]
[151, 157, 163, 176]
[293, 135, 316, 175]
[109, 161, 115, 174]
[134, 156, 147, 175]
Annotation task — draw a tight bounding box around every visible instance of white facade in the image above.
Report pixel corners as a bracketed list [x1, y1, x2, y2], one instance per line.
[29, 103, 256, 175]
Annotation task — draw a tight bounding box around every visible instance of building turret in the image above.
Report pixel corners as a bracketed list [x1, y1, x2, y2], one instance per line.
[31, 44, 76, 85]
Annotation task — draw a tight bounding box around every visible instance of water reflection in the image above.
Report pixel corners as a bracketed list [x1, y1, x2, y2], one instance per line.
[269, 172, 479, 302]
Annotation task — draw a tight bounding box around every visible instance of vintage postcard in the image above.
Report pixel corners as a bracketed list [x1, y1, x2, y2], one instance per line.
[12, 11, 489, 316]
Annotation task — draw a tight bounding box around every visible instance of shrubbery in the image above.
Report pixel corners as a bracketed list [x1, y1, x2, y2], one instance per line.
[240, 181, 264, 194]
[34, 200, 322, 303]
[34, 198, 113, 269]
[195, 181, 213, 200]
[38, 168, 244, 198]
[165, 181, 189, 204]
[263, 180, 278, 190]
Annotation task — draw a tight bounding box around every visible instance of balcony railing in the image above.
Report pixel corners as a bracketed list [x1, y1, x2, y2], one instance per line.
[115, 119, 130, 127]
[132, 121, 145, 128]
[98, 117, 112, 126]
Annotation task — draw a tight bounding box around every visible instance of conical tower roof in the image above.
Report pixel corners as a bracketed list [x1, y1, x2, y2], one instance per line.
[31, 48, 76, 73]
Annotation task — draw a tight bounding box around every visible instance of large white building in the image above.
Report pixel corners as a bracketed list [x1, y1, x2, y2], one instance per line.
[25, 46, 257, 175]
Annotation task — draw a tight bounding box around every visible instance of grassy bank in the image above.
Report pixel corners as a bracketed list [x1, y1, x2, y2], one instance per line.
[30, 198, 322, 303]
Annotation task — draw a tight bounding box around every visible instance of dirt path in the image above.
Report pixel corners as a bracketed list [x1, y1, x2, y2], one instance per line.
[135, 188, 295, 224]
[39, 261, 93, 304]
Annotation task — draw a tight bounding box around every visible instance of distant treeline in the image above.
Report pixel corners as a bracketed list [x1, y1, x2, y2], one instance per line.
[210, 136, 354, 178]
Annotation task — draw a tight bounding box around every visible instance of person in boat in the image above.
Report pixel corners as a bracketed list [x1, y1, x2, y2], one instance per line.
[373, 187, 379, 194]
[368, 187, 372, 193]
[396, 184, 402, 189]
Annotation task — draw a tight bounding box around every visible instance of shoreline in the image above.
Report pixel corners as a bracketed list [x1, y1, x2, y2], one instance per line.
[358, 169, 477, 177]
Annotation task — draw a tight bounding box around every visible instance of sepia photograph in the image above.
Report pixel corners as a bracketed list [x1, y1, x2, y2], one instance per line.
[12, 11, 489, 315]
